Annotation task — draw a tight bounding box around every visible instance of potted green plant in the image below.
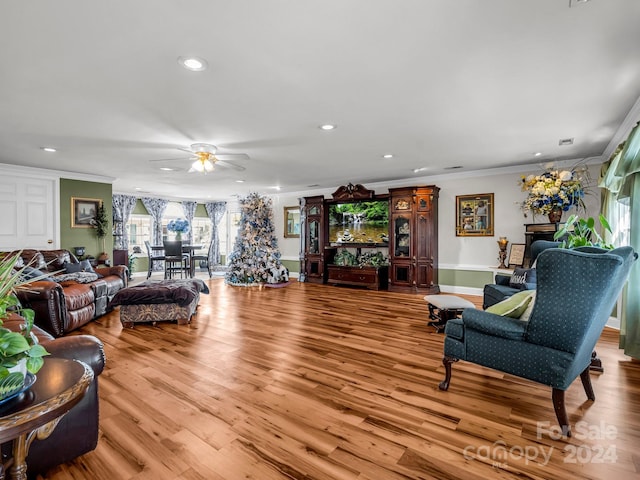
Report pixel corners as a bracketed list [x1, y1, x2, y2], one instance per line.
[92, 203, 110, 263]
[553, 213, 614, 250]
[0, 253, 50, 400]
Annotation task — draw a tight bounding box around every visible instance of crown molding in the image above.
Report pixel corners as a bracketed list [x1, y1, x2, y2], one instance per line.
[0, 162, 115, 184]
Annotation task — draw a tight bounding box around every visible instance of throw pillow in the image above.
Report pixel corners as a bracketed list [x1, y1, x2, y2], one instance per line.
[486, 290, 535, 319]
[509, 267, 537, 291]
[63, 262, 83, 273]
[519, 291, 537, 322]
[19, 265, 48, 281]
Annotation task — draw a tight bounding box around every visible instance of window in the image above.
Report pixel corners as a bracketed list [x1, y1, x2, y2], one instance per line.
[126, 202, 213, 254]
[127, 214, 151, 254]
[221, 210, 242, 262]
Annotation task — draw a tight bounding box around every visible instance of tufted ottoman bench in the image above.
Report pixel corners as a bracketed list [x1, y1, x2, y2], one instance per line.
[108, 278, 209, 328]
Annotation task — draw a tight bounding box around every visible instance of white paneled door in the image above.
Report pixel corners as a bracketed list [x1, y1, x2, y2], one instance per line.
[0, 175, 57, 250]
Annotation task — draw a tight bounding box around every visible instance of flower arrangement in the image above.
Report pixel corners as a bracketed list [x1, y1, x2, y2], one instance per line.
[520, 167, 586, 217]
[167, 218, 190, 234]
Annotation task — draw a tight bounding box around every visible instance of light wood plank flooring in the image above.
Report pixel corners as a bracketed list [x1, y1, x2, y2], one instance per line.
[39, 279, 640, 479]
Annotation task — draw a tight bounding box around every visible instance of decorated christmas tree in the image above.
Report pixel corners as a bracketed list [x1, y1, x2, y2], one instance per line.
[226, 193, 289, 286]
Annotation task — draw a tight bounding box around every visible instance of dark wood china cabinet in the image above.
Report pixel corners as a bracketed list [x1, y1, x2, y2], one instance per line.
[300, 183, 439, 294]
[388, 186, 440, 294]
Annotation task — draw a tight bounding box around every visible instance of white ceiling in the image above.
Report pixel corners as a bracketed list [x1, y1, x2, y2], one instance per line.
[1, 0, 639, 201]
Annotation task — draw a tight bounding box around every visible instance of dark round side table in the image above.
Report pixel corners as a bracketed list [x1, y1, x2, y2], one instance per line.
[0, 358, 93, 480]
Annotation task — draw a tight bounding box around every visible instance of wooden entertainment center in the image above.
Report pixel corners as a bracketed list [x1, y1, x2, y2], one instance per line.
[300, 183, 440, 294]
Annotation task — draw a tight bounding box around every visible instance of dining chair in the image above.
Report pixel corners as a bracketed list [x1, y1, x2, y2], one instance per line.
[189, 244, 212, 278]
[163, 240, 190, 279]
[144, 240, 165, 279]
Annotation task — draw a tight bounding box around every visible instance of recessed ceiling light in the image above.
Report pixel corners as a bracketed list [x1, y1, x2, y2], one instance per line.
[319, 124, 336, 131]
[178, 56, 208, 71]
[413, 167, 429, 173]
[270, 186, 281, 190]
[383, 154, 394, 159]
[159, 167, 174, 171]
[41, 147, 56, 152]
[135, 187, 142, 191]
[235, 180, 245, 183]
[533, 152, 542, 157]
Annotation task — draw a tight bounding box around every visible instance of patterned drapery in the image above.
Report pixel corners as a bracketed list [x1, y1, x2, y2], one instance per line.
[205, 202, 227, 266]
[599, 120, 640, 360]
[141, 197, 169, 271]
[181, 201, 197, 246]
[112, 194, 138, 250]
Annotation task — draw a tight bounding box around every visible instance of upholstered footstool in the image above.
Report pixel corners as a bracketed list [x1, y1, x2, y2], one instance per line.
[424, 294, 476, 332]
[108, 279, 209, 328]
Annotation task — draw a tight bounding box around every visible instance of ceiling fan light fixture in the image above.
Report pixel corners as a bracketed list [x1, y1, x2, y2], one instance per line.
[191, 158, 215, 173]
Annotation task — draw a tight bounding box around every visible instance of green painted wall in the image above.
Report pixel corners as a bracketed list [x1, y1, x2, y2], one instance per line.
[60, 179, 113, 259]
[282, 259, 299, 274]
[133, 199, 148, 215]
[439, 268, 493, 288]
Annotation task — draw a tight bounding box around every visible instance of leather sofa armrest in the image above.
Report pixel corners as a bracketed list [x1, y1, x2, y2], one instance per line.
[16, 280, 67, 337]
[95, 265, 128, 287]
[495, 274, 512, 286]
[41, 335, 106, 376]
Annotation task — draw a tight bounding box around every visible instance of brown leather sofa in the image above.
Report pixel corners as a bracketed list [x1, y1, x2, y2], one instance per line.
[2, 314, 105, 477]
[6, 249, 128, 337]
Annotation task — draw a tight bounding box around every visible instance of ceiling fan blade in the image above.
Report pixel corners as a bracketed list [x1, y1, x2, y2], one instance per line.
[215, 160, 246, 171]
[214, 153, 250, 161]
[148, 156, 193, 163]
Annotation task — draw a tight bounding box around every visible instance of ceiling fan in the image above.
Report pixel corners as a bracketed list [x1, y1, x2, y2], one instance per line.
[149, 143, 249, 174]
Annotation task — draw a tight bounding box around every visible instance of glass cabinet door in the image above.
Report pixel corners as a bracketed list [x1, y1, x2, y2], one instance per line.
[394, 216, 411, 257]
[309, 220, 319, 254]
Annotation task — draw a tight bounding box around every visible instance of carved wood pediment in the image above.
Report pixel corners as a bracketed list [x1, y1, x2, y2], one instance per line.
[331, 183, 374, 201]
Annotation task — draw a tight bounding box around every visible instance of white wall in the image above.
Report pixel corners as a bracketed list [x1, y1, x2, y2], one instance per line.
[269, 194, 302, 262]
[268, 162, 602, 269]
[433, 163, 601, 269]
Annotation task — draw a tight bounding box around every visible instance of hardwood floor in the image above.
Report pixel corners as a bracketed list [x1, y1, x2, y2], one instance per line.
[39, 280, 640, 480]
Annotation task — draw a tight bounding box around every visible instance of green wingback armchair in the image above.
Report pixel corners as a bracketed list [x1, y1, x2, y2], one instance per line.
[439, 246, 637, 436]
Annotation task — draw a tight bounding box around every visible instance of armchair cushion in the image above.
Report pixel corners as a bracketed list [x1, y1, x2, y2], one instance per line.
[462, 308, 529, 341]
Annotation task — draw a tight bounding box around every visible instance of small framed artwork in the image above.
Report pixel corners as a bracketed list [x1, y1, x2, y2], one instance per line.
[71, 197, 102, 228]
[456, 193, 494, 236]
[283, 206, 301, 238]
[508, 243, 526, 267]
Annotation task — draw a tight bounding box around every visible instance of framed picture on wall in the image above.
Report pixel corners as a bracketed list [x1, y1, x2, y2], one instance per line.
[455, 193, 494, 236]
[508, 243, 526, 267]
[71, 197, 102, 228]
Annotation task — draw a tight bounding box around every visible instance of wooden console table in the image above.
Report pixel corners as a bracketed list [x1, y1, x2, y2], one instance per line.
[327, 265, 388, 290]
[0, 358, 93, 480]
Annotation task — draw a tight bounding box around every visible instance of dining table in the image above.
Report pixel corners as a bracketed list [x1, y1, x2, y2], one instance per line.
[151, 244, 205, 277]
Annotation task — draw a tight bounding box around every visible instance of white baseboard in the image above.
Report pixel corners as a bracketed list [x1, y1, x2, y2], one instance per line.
[439, 285, 483, 296]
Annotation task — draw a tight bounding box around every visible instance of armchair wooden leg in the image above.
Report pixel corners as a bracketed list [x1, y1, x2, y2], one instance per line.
[552, 388, 572, 437]
[438, 355, 459, 391]
[580, 366, 596, 401]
